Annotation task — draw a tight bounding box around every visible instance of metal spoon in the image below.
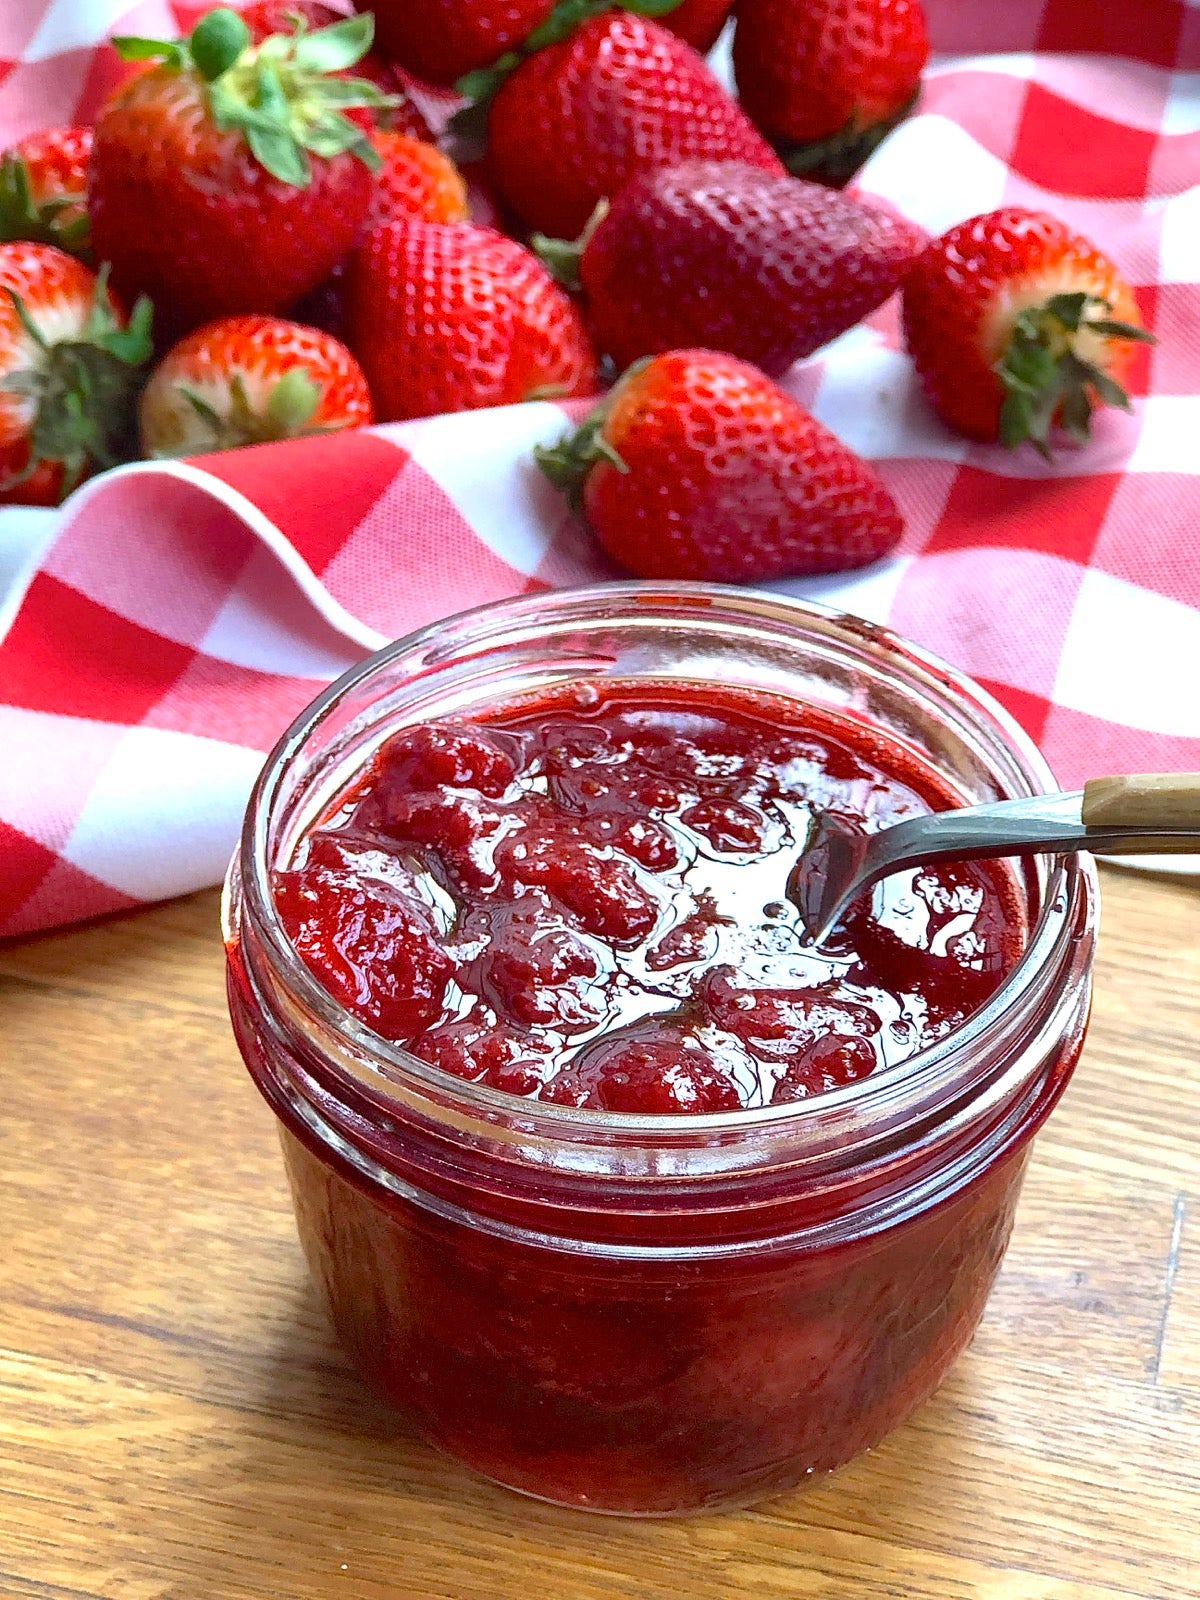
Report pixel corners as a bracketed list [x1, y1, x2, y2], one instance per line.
[791, 772, 1200, 946]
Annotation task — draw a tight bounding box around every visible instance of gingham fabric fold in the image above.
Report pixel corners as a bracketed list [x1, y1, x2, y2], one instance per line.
[1, 0, 1198, 939]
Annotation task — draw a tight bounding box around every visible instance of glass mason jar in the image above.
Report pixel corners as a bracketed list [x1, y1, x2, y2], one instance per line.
[223, 582, 1097, 1516]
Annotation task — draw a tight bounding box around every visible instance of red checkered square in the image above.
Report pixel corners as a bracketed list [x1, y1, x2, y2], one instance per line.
[0, 575, 196, 723]
[1012, 84, 1159, 199]
[924, 467, 1119, 565]
[0, 820, 61, 920]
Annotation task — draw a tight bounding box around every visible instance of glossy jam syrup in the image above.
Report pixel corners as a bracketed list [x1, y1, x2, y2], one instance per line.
[273, 680, 1025, 1110]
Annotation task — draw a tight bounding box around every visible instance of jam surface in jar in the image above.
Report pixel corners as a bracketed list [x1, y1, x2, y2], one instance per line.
[274, 679, 1025, 1104]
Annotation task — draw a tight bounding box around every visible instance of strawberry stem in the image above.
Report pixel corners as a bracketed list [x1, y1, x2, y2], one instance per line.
[531, 201, 608, 292]
[996, 291, 1155, 456]
[535, 391, 629, 508]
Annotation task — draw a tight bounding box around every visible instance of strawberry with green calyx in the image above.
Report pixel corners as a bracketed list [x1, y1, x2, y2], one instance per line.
[476, 10, 782, 240]
[534, 159, 924, 376]
[138, 313, 372, 457]
[901, 207, 1154, 456]
[0, 242, 153, 505]
[536, 349, 903, 582]
[733, 0, 928, 186]
[89, 8, 395, 333]
[0, 128, 93, 260]
[240, 0, 435, 139]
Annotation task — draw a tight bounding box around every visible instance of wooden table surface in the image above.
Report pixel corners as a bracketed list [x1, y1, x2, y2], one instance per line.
[2, 865, 1199, 1600]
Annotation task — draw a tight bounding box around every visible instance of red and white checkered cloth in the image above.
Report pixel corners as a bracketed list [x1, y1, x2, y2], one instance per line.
[1, 0, 1198, 939]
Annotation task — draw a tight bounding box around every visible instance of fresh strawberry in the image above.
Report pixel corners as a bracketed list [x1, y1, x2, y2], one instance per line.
[344, 219, 597, 420]
[536, 159, 923, 377]
[366, 131, 469, 227]
[658, 0, 734, 53]
[0, 128, 93, 260]
[482, 11, 784, 239]
[536, 349, 903, 581]
[361, 0, 556, 87]
[88, 8, 393, 335]
[138, 313, 372, 456]
[239, 0, 434, 139]
[901, 207, 1153, 454]
[734, 0, 929, 184]
[0, 242, 152, 504]
[286, 133, 468, 340]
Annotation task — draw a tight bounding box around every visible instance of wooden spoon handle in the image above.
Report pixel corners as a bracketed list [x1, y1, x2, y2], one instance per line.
[1081, 773, 1200, 830]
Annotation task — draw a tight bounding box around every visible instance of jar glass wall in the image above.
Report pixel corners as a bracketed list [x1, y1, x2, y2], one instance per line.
[224, 583, 1097, 1515]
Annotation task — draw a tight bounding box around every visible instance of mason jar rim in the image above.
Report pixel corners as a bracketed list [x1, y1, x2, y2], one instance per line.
[233, 580, 1087, 1146]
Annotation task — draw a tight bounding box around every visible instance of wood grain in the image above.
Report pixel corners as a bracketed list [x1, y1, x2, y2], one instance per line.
[1, 864, 1198, 1600]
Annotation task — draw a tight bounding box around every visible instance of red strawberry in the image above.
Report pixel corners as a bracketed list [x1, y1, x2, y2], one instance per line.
[901, 207, 1153, 454]
[361, 0, 556, 87]
[88, 8, 393, 335]
[484, 11, 784, 239]
[659, 0, 734, 53]
[285, 132, 468, 340]
[537, 159, 923, 377]
[138, 313, 372, 456]
[734, 0, 929, 184]
[0, 243, 152, 505]
[0, 127, 93, 260]
[239, 0, 434, 139]
[344, 219, 596, 422]
[536, 349, 903, 581]
[366, 131, 469, 227]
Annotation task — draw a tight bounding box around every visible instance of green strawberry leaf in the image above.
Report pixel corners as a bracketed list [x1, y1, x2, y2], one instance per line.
[6, 285, 49, 351]
[1042, 291, 1090, 333]
[302, 111, 366, 159]
[253, 60, 290, 121]
[1087, 318, 1156, 343]
[249, 123, 311, 186]
[290, 14, 375, 73]
[110, 34, 189, 67]
[189, 8, 251, 82]
[266, 366, 321, 433]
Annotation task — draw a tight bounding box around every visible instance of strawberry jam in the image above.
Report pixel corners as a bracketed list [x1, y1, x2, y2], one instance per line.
[274, 682, 1025, 1111]
[225, 586, 1097, 1515]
